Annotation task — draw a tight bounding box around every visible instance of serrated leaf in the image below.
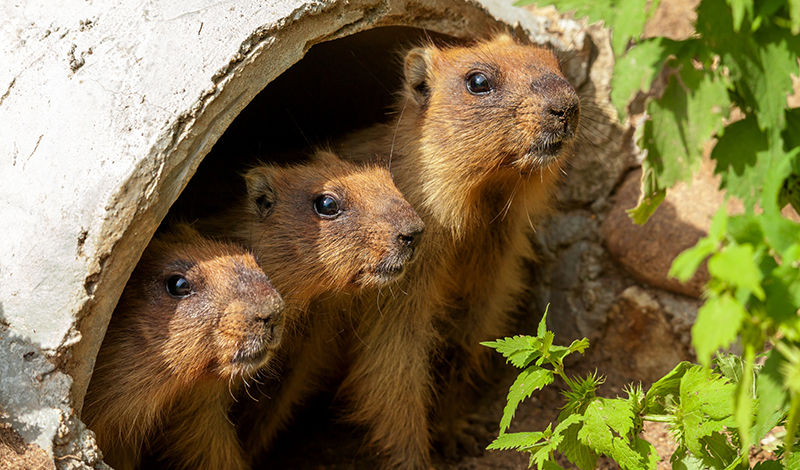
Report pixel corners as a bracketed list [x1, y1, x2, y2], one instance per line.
[576, 398, 647, 470]
[482, 336, 542, 369]
[537, 305, 549, 338]
[632, 436, 660, 470]
[754, 349, 790, 444]
[578, 399, 634, 449]
[500, 366, 554, 434]
[761, 138, 797, 215]
[677, 367, 736, 455]
[558, 421, 598, 470]
[762, 257, 800, 333]
[790, 0, 800, 34]
[669, 237, 718, 283]
[712, 115, 771, 209]
[487, 431, 545, 451]
[671, 445, 708, 470]
[713, 353, 745, 384]
[627, 188, 666, 225]
[611, 39, 669, 119]
[727, 0, 754, 31]
[541, 461, 569, 470]
[783, 449, 800, 469]
[692, 293, 748, 367]
[643, 68, 730, 187]
[646, 361, 694, 415]
[609, 0, 652, 56]
[751, 461, 784, 470]
[702, 431, 740, 468]
[751, 27, 797, 132]
[708, 243, 766, 300]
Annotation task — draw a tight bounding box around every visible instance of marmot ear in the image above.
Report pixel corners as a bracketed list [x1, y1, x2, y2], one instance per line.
[404, 48, 433, 106]
[244, 166, 277, 219]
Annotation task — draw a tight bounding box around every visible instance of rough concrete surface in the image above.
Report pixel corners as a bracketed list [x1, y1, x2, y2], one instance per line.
[1, 0, 581, 468]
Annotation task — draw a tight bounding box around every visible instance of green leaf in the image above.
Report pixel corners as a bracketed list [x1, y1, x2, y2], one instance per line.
[537, 305, 549, 338]
[754, 349, 791, 444]
[707, 243, 766, 300]
[645, 361, 694, 415]
[676, 367, 736, 456]
[727, 0, 754, 31]
[540, 461, 569, 470]
[558, 421, 598, 470]
[701, 431, 741, 468]
[640, 69, 730, 195]
[609, 0, 653, 56]
[669, 237, 717, 283]
[691, 293, 748, 367]
[632, 435, 660, 470]
[750, 27, 797, 132]
[482, 336, 542, 369]
[577, 398, 649, 470]
[712, 115, 771, 210]
[790, 0, 800, 34]
[762, 256, 800, 334]
[670, 445, 708, 470]
[487, 431, 545, 451]
[567, 338, 590, 355]
[500, 365, 555, 434]
[626, 188, 666, 225]
[578, 398, 634, 449]
[751, 461, 784, 470]
[610, 39, 669, 119]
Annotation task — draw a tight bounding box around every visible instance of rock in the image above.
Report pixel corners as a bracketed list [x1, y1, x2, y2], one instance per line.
[600, 163, 722, 298]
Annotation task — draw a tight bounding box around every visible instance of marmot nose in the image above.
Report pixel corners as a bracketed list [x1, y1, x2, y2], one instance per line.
[251, 287, 285, 326]
[398, 223, 425, 250]
[534, 74, 580, 139]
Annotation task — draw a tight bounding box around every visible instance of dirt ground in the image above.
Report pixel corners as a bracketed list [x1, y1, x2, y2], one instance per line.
[0, 422, 54, 470]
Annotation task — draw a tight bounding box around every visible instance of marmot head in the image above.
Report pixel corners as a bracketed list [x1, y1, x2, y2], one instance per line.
[122, 225, 285, 381]
[403, 34, 580, 176]
[242, 151, 424, 302]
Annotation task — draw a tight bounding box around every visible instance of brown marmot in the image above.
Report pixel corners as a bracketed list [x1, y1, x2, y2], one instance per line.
[83, 224, 285, 470]
[327, 34, 581, 469]
[212, 150, 425, 461]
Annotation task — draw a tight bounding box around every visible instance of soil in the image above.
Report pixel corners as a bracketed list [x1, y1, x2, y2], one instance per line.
[0, 422, 55, 470]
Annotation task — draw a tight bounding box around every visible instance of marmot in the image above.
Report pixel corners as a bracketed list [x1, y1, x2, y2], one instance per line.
[328, 34, 581, 469]
[212, 150, 425, 461]
[83, 224, 285, 470]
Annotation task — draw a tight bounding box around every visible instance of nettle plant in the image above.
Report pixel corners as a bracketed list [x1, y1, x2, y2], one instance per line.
[487, 0, 800, 468]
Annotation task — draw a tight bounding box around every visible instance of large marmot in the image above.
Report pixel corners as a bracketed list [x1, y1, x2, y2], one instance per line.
[328, 34, 581, 469]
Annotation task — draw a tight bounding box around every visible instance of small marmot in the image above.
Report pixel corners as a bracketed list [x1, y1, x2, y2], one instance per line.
[329, 34, 581, 469]
[83, 224, 285, 470]
[215, 150, 425, 463]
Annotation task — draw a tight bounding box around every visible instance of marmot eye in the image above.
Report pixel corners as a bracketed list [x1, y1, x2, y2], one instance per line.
[466, 72, 492, 95]
[314, 195, 341, 218]
[166, 275, 193, 298]
[254, 194, 272, 216]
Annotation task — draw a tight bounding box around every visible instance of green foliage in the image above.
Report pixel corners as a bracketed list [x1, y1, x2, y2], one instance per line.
[484, 311, 793, 468]
[507, 0, 800, 464]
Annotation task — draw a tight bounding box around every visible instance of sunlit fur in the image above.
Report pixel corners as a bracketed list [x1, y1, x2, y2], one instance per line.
[330, 34, 581, 469]
[213, 151, 424, 462]
[83, 224, 285, 470]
